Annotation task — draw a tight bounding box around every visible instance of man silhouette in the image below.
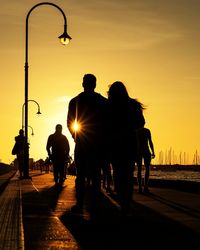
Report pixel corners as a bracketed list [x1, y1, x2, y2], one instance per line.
[67, 74, 108, 213]
[12, 129, 25, 179]
[46, 124, 70, 187]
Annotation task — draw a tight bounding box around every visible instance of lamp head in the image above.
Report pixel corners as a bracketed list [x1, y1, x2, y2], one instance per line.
[58, 25, 72, 45]
[36, 110, 41, 115]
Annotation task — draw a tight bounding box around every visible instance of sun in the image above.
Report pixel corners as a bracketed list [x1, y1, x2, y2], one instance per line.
[72, 120, 80, 132]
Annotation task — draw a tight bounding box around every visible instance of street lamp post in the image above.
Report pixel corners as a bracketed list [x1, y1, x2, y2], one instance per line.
[22, 99, 41, 129]
[24, 2, 71, 179]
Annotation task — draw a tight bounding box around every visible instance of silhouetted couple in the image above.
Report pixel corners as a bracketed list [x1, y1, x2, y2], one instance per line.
[67, 74, 145, 215]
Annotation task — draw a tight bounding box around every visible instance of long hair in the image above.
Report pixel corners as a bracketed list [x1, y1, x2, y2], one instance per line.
[108, 81, 145, 109]
[108, 81, 129, 102]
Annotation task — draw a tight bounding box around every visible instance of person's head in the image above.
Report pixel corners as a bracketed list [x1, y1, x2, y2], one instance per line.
[19, 129, 24, 136]
[108, 81, 129, 102]
[55, 124, 62, 134]
[82, 74, 96, 92]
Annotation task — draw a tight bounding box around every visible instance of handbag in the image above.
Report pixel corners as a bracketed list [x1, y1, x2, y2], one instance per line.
[12, 143, 18, 155]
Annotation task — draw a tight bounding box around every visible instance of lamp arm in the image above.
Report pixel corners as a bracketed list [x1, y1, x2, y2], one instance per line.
[22, 99, 41, 128]
[28, 99, 41, 111]
[25, 2, 67, 63]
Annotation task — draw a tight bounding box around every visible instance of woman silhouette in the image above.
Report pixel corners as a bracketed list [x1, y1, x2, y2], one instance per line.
[108, 81, 145, 214]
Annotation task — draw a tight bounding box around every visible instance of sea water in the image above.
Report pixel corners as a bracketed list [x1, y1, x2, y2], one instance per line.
[148, 170, 200, 183]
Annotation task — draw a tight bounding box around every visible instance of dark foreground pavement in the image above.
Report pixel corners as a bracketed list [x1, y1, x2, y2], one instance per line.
[1, 170, 200, 249]
[21, 170, 200, 250]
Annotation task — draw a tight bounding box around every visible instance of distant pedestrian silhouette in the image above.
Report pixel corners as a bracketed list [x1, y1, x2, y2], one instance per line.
[136, 126, 155, 193]
[67, 73, 108, 213]
[12, 129, 25, 179]
[107, 81, 145, 214]
[46, 124, 70, 188]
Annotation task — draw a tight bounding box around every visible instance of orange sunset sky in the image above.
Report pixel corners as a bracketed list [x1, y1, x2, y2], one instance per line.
[0, 0, 200, 164]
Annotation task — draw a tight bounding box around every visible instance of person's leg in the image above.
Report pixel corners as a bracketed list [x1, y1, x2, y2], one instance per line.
[144, 156, 151, 193]
[106, 163, 112, 192]
[52, 161, 59, 185]
[113, 161, 126, 206]
[63, 162, 67, 180]
[137, 157, 143, 193]
[71, 147, 85, 212]
[112, 164, 118, 193]
[102, 166, 106, 189]
[112, 163, 121, 198]
[89, 157, 102, 213]
[118, 161, 134, 214]
[59, 161, 65, 185]
[74, 173, 85, 208]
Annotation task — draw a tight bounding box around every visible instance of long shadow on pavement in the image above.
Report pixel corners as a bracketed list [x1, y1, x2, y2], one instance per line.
[61, 197, 200, 250]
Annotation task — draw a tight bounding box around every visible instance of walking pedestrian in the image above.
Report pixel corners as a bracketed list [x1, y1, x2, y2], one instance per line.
[107, 81, 145, 214]
[46, 124, 70, 188]
[136, 126, 155, 193]
[67, 73, 108, 213]
[12, 129, 25, 179]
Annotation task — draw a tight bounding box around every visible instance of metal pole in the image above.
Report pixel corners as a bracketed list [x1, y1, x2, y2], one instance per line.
[24, 2, 68, 179]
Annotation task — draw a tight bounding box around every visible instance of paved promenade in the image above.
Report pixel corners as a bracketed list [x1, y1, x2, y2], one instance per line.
[1, 170, 200, 249]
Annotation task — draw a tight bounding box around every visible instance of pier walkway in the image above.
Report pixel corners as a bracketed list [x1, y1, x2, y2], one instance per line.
[0, 170, 200, 249]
